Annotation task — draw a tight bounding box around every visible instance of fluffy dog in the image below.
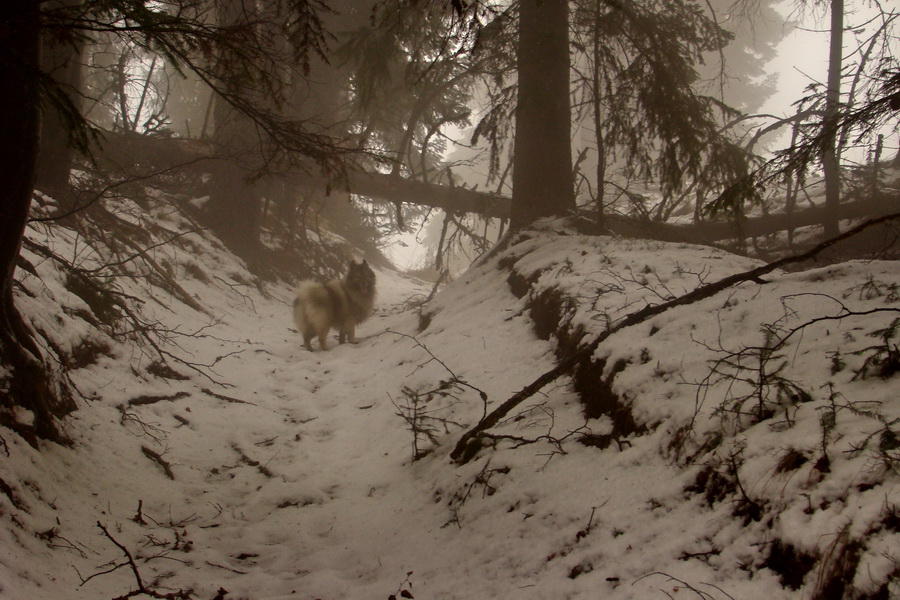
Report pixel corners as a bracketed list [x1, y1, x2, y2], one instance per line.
[292, 260, 376, 351]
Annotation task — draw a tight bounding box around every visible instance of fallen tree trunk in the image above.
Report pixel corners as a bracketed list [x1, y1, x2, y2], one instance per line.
[600, 195, 900, 244]
[342, 170, 510, 219]
[669, 195, 900, 243]
[96, 131, 898, 244]
[95, 131, 512, 219]
[450, 211, 900, 464]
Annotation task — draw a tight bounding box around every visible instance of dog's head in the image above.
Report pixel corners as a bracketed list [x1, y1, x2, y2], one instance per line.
[346, 260, 376, 297]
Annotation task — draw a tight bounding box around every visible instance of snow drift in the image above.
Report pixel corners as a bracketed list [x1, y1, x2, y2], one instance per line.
[1, 195, 898, 599]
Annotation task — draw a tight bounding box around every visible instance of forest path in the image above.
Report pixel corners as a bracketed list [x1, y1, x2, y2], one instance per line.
[12, 220, 900, 600]
[92, 266, 554, 600]
[165, 272, 442, 598]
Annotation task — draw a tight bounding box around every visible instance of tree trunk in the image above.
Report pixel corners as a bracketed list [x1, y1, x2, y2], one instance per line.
[207, 151, 262, 263]
[0, 5, 41, 342]
[822, 0, 843, 238]
[592, 1, 606, 230]
[510, 0, 575, 230]
[35, 0, 84, 200]
[784, 110, 803, 248]
[0, 3, 75, 445]
[206, 0, 263, 263]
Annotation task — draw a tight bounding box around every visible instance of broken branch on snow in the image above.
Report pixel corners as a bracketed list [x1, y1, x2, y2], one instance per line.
[142, 446, 175, 480]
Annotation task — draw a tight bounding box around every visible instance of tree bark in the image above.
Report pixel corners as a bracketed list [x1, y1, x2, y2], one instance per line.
[0, 3, 75, 445]
[821, 0, 844, 237]
[510, 0, 575, 230]
[592, 0, 606, 230]
[0, 5, 43, 359]
[35, 0, 85, 200]
[206, 0, 263, 263]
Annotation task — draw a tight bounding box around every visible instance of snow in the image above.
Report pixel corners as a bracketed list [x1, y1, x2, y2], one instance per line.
[1, 200, 898, 599]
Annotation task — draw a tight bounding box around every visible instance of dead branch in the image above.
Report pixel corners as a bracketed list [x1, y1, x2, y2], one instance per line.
[201, 387, 257, 406]
[230, 443, 274, 478]
[141, 446, 175, 480]
[37, 526, 96, 559]
[20, 237, 231, 386]
[482, 413, 591, 457]
[386, 329, 489, 417]
[128, 392, 190, 407]
[213, 275, 258, 310]
[450, 212, 900, 463]
[133, 500, 147, 526]
[633, 571, 736, 600]
[37, 199, 209, 315]
[84, 522, 194, 600]
[205, 561, 247, 575]
[28, 156, 214, 225]
[118, 407, 168, 444]
[443, 460, 511, 528]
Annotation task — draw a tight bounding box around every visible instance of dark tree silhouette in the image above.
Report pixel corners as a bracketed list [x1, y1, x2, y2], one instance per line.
[510, 0, 575, 230]
[822, 0, 844, 238]
[35, 0, 86, 201]
[0, 3, 77, 444]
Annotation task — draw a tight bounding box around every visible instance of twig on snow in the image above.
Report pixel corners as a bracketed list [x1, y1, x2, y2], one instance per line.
[81, 522, 193, 599]
[141, 446, 175, 480]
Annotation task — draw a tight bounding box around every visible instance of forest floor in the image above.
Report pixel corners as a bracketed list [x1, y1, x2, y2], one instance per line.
[1, 196, 899, 600]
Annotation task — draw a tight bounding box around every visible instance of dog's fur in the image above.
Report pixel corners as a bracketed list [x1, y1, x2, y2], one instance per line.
[292, 260, 376, 351]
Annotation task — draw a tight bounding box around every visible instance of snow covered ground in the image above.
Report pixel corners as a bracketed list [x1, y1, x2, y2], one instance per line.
[1, 200, 898, 599]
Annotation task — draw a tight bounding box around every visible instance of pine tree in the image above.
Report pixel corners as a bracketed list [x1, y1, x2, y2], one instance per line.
[570, 0, 745, 227]
[35, 0, 86, 201]
[0, 3, 77, 444]
[822, 0, 844, 237]
[510, 0, 576, 230]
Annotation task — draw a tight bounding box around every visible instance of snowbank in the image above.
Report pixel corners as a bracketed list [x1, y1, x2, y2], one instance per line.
[1, 205, 897, 599]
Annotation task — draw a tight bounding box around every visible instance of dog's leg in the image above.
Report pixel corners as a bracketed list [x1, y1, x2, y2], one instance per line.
[303, 335, 314, 352]
[318, 329, 329, 351]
